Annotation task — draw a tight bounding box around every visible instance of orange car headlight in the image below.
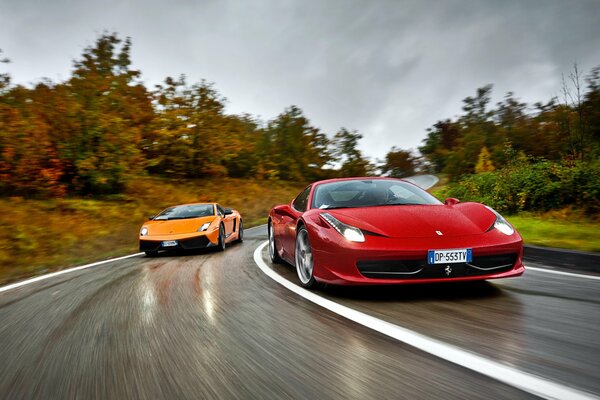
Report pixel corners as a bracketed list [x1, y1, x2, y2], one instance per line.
[140, 227, 149, 236]
[198, 222, 211, 232]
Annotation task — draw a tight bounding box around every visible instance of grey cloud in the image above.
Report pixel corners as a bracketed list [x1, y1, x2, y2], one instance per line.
[1, 0, 599, 160]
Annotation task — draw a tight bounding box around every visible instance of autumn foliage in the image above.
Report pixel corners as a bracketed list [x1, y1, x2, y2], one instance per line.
[1, 33, 599, 214]
[418, 74, 600, 215]
[419, 81, 600, 179]
[0, 34, 372, 198]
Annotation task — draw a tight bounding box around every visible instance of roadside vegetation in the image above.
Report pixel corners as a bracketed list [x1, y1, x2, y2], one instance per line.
[0, 177, 302, 285]
[0, 33, 599, 284]
[506, 213, 600, 252]
[420, 63, 600, 255]
[433, 160, 600, 252]
[431, 178, 600, 253]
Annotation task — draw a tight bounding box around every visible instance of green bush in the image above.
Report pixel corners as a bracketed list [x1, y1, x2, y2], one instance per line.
[437, 160, 600, 214]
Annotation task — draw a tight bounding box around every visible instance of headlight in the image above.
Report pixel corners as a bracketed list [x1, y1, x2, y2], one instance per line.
[485, 206, 514, 235]
[198, 222, 211, 232]
[140, 227, 149, 236]
[320, 213, 365, 243]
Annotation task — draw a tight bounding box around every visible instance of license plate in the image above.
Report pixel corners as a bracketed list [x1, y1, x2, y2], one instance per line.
[161, 240, 178, 247]
[428, 249, 472, 264]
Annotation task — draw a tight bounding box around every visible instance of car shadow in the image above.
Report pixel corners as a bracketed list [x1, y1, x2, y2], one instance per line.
[145, 239, 246, 258]
[147, 247, 217, 258]
[319, 280, 505, 302]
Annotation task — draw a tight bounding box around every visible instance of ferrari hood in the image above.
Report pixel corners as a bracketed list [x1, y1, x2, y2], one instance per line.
[145, 216, 216, 235]
[327, 203, 495, 239]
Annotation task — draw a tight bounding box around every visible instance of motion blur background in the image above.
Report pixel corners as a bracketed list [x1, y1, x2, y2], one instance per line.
[0, 0, 599, 283]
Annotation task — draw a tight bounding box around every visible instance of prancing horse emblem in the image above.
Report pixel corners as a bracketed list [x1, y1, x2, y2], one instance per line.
[445, 265, 452, 276]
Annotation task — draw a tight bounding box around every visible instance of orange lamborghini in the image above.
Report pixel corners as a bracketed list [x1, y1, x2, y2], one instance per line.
[139, 203, 243, 256]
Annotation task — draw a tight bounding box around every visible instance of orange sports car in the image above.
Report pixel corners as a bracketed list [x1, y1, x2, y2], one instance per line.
[139, 203, 243, 256]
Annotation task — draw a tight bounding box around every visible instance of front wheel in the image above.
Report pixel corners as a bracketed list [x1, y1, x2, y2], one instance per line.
[268, 221, 283, 264]
[235, 219, 244, 243]
[295, 226, 318, 289]
[217, 224, 226, 251]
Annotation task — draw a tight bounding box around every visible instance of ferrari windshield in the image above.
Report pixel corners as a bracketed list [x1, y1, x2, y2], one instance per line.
[312, 179, 442, 209]
[154, 204, 215, 220]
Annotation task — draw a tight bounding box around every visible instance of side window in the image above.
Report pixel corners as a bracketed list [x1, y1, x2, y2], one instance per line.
[292, 186, 311, 212]
[216, 204, 225, 216]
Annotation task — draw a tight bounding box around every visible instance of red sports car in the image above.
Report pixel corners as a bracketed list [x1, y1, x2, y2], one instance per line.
[268, 177, 524, 288]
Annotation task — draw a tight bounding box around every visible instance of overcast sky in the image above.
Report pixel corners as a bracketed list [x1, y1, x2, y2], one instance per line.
[1, 0, 600, 161]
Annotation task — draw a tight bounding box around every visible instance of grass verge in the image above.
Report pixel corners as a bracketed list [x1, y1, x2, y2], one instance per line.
[506, 213, 600, 253]
[431, 181, 600, 252]
[1, 178, 598, 285]
[0, 176, 303, 285]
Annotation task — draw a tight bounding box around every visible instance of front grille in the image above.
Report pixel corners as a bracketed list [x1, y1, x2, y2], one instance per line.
[180, 236, 210, 249]
[468, 253, 517, 270]
[357, 253, 517, 279]
[140, 240, 161, 252]
[357, 260, 425, 275]
[140, 236, 211, 252]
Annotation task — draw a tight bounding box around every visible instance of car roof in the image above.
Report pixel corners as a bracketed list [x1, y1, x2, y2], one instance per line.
[310, 176, 408, 186]
[168, 202, 217, 208]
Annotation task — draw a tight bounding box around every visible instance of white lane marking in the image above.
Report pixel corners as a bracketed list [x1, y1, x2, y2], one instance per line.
[253, 241, 598, 400]
[0, 225, 267, 294]
[526, 266, 600, 281]
[0, 253, 144, 293]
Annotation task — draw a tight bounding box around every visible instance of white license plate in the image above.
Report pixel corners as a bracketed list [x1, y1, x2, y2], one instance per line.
[428, 249, 472, 264]
[161, 240, 178, 247]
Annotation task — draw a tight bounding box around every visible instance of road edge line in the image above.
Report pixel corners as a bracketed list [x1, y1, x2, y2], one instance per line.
[525, 266, 600, 281]
[0, 253, 144, 293]
[253, 241, 598, 400]
[0, 224, 267, 294]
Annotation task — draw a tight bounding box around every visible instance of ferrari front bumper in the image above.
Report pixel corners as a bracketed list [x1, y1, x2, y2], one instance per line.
[310, 231, 525, 285]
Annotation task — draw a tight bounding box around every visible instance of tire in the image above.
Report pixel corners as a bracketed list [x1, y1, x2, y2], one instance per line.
[145, 251, 158, 257]
[217, 224, 226, 251]
[235, 219, 244, 243]
[268, 220, 283, 264]
[295, 225, 318, 289]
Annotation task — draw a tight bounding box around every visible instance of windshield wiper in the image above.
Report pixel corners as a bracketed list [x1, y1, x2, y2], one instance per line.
[380, 202, 424, 206]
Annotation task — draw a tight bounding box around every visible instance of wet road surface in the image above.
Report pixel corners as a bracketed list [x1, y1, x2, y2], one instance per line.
[1, 226, 598, 399]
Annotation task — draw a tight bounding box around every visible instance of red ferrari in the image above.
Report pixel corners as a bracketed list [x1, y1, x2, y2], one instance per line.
[268, 177, 524, 288]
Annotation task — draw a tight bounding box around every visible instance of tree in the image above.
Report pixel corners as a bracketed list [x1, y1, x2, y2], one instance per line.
[419, 119, 460, 173]
[584, 65, 600, 158]
[0, 53, 71, 197]
[475, 146, 495, 173]
[461, 84, 494, 126]
[332, 128, 372, 177]
[0, 49, 9, 92]
[67, 32, 153, 194]
[264, 106, 332, 181]
[380, 147, 417, 178]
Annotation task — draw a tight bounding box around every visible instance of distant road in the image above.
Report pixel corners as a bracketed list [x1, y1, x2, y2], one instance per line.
[1, 226, 599, 399]
[403, 174, 440, 190]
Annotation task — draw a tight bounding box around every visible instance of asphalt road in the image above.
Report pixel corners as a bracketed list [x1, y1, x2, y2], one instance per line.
[1, 226, 598, 399]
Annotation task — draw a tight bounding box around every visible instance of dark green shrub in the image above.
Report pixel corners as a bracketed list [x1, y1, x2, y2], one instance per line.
[437, 160, 600, 215]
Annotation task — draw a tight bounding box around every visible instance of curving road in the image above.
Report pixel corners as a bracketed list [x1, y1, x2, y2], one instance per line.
[1, 226, 599, 399]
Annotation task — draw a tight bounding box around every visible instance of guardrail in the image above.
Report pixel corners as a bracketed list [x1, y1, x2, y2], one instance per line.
[524, 245, 600, 274]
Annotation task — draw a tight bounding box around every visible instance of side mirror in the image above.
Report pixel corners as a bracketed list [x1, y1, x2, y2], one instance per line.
[273, 204, 294, 218]
[444, 198, 460, 206]
[223, 208, 233, 215]
[148, 215, 155, 220]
